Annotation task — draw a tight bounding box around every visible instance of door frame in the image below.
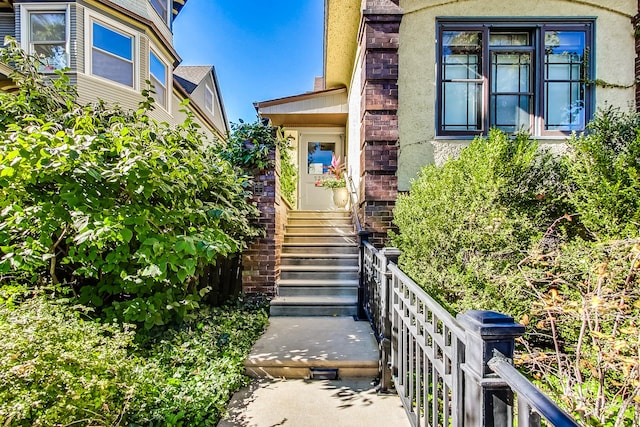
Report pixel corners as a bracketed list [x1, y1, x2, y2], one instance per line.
[297, 127, 345, 211]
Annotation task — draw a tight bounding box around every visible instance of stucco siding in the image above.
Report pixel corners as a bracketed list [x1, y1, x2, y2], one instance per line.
[397, 0, 637, 190]
[347, 47, 363, 194]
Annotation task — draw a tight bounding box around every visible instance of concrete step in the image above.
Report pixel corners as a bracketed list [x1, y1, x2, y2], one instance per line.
[281, 253, 359, 267]
[280, 267, 359, 281]
[245, 317, 379, 379]
[286, 225, 354, 234]
[284, 235, 358, 245]
[284, 225, 356, 237]
[288, 210, 351, 219]
[277, 285, 358, 298]
[282, 242, 358, 255]
[287, 218, 353, 227]
[270, 296, 358, 317]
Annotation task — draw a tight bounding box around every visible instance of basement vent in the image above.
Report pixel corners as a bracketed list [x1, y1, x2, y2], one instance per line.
[253, 181, 265, 196]
[309, 367, 339, 380]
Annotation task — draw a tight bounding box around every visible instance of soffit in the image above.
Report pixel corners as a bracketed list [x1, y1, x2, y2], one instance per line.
[324, 0, 360, 90]
[255, 88, 348, 127]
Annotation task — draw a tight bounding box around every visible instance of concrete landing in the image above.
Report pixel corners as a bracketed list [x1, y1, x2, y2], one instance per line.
[245, 317, 379, 379]
[217, 378, 410, 427]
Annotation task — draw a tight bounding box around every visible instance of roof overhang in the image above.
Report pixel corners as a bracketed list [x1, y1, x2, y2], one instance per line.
[172, 0, 187, 18]
[323, 0, 360, 90]
[255, 87, 348, 127]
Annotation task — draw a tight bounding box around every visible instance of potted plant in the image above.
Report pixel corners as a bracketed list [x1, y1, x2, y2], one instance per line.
[315, 154, 349, 209]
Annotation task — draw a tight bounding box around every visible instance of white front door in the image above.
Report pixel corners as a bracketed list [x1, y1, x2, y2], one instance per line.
[298, 132, 343, 210]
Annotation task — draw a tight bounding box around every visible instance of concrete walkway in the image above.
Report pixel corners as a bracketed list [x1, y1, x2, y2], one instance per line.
[217, 378, 410, 427]
[217, 317, 410, 427]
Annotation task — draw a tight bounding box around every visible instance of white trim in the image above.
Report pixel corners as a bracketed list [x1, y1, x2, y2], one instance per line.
[20, 3, 70, 73]
[149, 44, 171, 112]
[84, 8, 139, 90]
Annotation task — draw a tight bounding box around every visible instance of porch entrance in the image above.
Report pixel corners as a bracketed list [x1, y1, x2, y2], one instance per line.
[298, 131, 343, 210]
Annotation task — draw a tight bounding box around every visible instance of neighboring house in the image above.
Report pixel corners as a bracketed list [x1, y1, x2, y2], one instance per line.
[257, 0, 639, 246]
[174, 65, 229, 141]
[0, 0, 229, 141]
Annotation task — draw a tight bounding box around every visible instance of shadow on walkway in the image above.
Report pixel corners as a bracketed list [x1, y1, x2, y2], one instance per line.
[217, 378, 409, 427]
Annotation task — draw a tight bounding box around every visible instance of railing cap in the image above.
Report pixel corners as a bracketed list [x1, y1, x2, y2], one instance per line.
[457, 310, 525, 339]
[380, 247, 401, 257]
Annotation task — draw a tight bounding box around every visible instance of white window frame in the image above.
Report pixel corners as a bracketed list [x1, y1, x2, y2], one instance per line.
[204, 83, 214, 115]
[20, 3, 70, 73]
[85, 10, 139, 90]
[149, 46, 170, 110]
[149, 0, 170, 25]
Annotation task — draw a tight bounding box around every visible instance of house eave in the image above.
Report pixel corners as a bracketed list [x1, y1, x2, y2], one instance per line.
[255, 87, 348, 127]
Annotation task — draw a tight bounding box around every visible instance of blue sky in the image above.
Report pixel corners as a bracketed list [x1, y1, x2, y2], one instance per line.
[173, 0, 324, 125]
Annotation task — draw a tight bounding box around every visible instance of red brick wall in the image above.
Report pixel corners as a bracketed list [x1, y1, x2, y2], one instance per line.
[241, 148, 286, 295]
[358, 0, 402, 247]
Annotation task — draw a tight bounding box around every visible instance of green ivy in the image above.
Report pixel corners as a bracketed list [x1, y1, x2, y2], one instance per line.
[223, 120, 297, 205]
[0, 295, 269, 426]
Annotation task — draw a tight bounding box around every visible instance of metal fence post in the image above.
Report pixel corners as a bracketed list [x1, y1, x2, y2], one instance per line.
[379, 247, 400, 393]
[457, 310, 525, 427]
[357, 230, 372, 320]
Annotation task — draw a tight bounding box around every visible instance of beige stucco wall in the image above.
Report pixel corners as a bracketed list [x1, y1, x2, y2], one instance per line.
[397, 0, 637, 190]
[347, 47, 363, 193]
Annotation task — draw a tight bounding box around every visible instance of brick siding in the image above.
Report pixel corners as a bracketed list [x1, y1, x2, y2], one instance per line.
[242, 148, 287, 296]
[357, 0, 402, 246]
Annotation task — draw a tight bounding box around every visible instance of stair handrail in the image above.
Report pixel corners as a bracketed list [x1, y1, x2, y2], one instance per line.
[345, 171, 363, 233]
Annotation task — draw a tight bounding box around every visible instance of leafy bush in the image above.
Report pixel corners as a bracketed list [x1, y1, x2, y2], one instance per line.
[392, 109, 640, 424]
[565, 106, 640, 240]
[223, 120, 297, 205]
[0, 295, 269, 427]
[0, 41, 260, 327]
[0, 296, 139, 426]
[518, 237, 640, 426]
[390, 129, 567, 314]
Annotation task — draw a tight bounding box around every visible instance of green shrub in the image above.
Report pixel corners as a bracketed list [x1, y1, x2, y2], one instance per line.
[517, 236, 640, 426]
[390, 129, 567, 314]
[0, 41, 260, 327]
[0, 295, 269, 427]
[391, 110, 640, 424]
[0, 296, 139, 426]
[565, 107, 640, 240]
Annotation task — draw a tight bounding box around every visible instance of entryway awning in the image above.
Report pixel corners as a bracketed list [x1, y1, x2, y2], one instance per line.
[254, 87, 348, 127]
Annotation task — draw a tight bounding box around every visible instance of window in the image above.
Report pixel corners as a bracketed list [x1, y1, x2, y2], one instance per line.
[437, 20, 593, 137]
[150, 0, 169, 23]
[24, 8, 68, 72]
[205, 84, 214, 114]
[149, 50, 168, 108]
[91, 21, 134, 87]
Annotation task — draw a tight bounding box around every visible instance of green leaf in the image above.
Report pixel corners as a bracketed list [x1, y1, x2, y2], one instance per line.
[0, 167, 15, 177]
[120, 228, 133, 243]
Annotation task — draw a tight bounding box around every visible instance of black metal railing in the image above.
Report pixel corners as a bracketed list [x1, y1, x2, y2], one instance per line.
[360, 241, 580, 427]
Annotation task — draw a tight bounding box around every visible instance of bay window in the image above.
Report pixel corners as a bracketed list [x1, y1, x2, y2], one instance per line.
[149, 50, 168, 108]
[437, 20, 593, 137]
[24, 8, 69, 72]
[91, 21, 134, 87]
